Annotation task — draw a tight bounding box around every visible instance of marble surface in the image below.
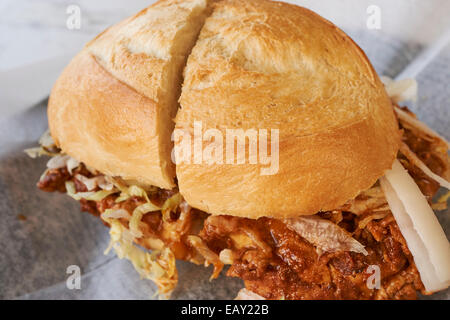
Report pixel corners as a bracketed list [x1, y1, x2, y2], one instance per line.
[0, 0, 449, 300]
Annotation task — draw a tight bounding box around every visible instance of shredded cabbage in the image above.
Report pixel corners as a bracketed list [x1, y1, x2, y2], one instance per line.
[38, 129, 55, 148]
[127, 185, 151, 201]
[75, 174, 113, 191]
[24, 147, 58, 158]
[162, 193, 183, 212]
[395, 106, 450, 150]
[28, 130, 179, 298]
[187, 235, 224, 279]
[113, 181, 152, 203]
[66, 157, 80, 175]
[161, 193, 183, 222]
[109, 180, 162, 238]
[25, 130, 60, 158]
[101, 208, 130, 220]
[400, 142, 450, 190]
[47, 155, 80, 175]
[104, 220, 178, 298]
[129, 202, 161, 238]
[65, 181, 117, 201]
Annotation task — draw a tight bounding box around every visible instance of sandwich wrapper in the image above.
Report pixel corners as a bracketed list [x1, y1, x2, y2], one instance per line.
[1, 8, 450, 300]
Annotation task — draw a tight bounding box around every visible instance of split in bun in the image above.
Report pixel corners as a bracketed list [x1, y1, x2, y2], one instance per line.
[48, 0, 401, 218]
[49, 0, 213, 189]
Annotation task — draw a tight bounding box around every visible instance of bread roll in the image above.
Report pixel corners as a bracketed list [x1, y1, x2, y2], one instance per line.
[48, 0, 212, 189]
[175, 0, 401, 218]
[48, 0, 401, 218]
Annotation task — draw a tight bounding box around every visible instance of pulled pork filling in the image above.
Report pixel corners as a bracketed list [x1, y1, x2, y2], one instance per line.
[33, 107, 449, 300]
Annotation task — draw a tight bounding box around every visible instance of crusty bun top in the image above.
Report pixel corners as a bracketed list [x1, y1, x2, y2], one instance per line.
[48, 0, 212, 189]
[175, 0, 401, 218]
[48, 0, 401, 218]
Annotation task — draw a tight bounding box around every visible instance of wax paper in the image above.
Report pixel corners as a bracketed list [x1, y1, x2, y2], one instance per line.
[0, 0, 449, 300]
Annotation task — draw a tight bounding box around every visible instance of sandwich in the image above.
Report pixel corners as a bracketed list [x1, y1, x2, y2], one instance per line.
[27, 0, 450, 299]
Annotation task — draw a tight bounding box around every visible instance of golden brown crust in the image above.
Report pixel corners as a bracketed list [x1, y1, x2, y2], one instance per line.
[49, 0, 401, 218]
[48, 51, 168, 187]
[48, 0, 213, 189]
[175, 0, 401, 218]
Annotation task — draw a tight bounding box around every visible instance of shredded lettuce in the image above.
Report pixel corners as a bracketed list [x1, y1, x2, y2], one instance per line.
[113, 181, 153, 203]
[101, 208, 130, 220]
[108, 179, 163, 238]
[38, 129, 55, 148]
[75, 174, 113, 191]
[161, 193, 183, 221]
[28, 131, 179, 298]
[65, 181, 117, 201]
[25, 130, 60, 158]
[115, 193, 130, 203]
[46, 155, 80, 175]
[104, 220, 178, 298]
[162, 193, 183, 211]
[129, 202, 161, 238]
[24, 147, 58, 158]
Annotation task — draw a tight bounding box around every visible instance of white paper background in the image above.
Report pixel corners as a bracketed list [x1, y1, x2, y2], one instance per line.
[0, 0, 449, 300]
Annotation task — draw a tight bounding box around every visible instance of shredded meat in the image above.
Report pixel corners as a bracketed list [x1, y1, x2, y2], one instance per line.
[397, 106, 449, 200]
[199, 214, 422, 300]
[36, 107, 448, 300]
[37, 168, 70, 192]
